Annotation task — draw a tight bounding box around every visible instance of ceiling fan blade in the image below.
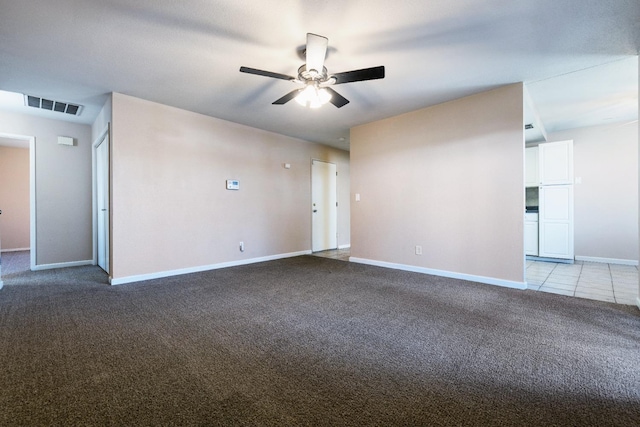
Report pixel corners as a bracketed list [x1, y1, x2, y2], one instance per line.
[325, 87, 349, 108]
[239, 66, 296, 81]
[332, 66, 385, 84]
[305, 33, 328, 74]
[272, 89, 303, 105]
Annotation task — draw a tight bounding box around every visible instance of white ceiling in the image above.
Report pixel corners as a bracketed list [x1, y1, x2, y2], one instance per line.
[0, 0, 638, 150]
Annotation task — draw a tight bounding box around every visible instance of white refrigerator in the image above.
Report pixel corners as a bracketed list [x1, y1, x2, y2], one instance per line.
[538, 184, 574, 259]
[537, 140, 574, 260]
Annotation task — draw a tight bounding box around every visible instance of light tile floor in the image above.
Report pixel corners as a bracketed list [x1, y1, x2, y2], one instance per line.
[526, 260, 639, 305]
[311, 248, 351, 261]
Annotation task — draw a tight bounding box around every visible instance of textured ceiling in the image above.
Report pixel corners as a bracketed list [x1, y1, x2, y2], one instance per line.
[0, 0, 638, 150]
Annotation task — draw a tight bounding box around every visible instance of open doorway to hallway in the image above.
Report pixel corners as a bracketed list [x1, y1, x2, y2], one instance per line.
[0, 134, 35, 283]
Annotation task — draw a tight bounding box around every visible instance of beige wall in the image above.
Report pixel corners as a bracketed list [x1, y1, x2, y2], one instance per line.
[351, 84, 525, 284]
[110, 93, 349, 280]
[0, 111, 92, 265]
[549, 122, 638, 263]
[0, 146, 30, 250]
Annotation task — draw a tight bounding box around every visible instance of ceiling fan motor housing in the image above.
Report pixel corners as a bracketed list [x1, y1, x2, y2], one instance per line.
[298, 65, 335, 85]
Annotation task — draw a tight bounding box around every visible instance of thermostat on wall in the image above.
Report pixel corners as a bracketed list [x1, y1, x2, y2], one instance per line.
[57, 136, 75, 146]
[226, 179, 240, 190]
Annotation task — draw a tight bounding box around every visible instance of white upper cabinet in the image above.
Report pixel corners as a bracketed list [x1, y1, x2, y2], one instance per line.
[538, 140, 574, 185]
[525, 146, 539, 187]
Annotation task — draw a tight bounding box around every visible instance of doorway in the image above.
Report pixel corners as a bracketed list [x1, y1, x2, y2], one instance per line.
[93, 126, 110, 274]
[0, 133, 36, 286]
[311, 159, 337, 253]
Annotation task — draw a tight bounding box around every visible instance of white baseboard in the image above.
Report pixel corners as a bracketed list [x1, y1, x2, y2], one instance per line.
[1, 247, 30, 253]
[349, 257, 527, 290]
[637, 297, 640, 312]
[527, 256, 574, 264]
[31, 260, 94, 271]
[338, 244, 351, 250]
[110, 250, 312, 286]
[575, 256, 638, 266]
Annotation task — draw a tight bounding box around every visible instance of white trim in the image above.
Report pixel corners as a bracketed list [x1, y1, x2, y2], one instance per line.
[338, 244, 351, 249]
[1, 247, 30, 252]
[636, 297, 640, 312]
[31, 260, 93, 271]
[109, 250, 312, 286]
[349, 257, 528, 290]
[575, 256, 638, 266]
[527, 255, 574, 264]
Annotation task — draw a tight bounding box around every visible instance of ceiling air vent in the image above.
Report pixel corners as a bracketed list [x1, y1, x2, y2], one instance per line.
[24, 95, 83, 116]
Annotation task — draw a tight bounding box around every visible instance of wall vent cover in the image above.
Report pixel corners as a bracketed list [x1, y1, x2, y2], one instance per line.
[24, 95, 83, 116]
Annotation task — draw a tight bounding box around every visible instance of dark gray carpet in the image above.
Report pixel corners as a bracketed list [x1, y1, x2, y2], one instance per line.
[1, 250, 30, 276]
[0, 256, 638, 426]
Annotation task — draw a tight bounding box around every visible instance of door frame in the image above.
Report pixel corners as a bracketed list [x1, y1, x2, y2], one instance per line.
[92, 124, 110, 274]
[311, 158, 338, 253]
[0, 132, 36, 271]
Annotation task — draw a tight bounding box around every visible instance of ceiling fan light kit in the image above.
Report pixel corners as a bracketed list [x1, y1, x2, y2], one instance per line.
[240, 33, 385, 109]
[295, 84, 332, 108]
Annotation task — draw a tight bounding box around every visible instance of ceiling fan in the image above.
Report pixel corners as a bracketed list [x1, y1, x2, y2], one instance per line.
[239, 33, 385, 109]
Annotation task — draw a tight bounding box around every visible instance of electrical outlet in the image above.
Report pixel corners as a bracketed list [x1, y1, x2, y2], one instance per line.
[415, 245, 422, 255]
[239, 241, 244, 252]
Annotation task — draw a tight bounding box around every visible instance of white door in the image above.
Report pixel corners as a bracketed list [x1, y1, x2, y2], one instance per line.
[96, 134, 110, 273]
[539, 185, 574, 259]
[539, 140, 573, 185]
[311, 160, 337, 252]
